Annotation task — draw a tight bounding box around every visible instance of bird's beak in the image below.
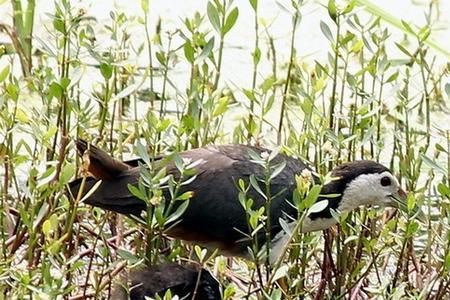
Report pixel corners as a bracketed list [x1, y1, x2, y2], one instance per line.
[388, 187, 408, 211]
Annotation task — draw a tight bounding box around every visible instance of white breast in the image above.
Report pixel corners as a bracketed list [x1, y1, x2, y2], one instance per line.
[268, 216, 338, 263]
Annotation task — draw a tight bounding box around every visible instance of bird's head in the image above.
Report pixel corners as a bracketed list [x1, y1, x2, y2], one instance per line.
[324, 161, 408, 213]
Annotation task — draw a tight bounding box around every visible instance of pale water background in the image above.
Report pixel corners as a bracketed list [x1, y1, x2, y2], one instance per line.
[1, 0, 449, 91]
[0, 0, 449, 179]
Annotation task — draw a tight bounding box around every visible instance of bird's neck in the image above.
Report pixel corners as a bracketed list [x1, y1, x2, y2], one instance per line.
[309, 177, 376, 221]
[306, 179, 359, 222]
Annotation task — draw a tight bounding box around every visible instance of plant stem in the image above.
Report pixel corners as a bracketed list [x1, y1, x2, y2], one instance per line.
[277, 8, 299, 144]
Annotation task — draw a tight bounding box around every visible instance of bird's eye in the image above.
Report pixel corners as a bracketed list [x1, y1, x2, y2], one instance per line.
[380, 176, 391, 186]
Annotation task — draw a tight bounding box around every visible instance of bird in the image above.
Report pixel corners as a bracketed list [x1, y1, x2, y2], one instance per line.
[69, 139, 407, 263]
[112, 263, 221, 300]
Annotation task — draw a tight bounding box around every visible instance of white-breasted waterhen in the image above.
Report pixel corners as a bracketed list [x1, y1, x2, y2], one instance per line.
[112, 263, 221, 300]
[69, 139, 407, 263]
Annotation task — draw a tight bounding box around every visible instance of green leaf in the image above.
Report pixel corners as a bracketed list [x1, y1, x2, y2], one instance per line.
[253, 47, 261, 65]
[327, 0, 337, 22]
[444, 252, 450, 272]
[43, 214, 58, 237]
[320, 21, 333, 42]
[113, 82, 140, 101]
[207, 2, 221, 33]
[389, 59, 411, 66]
[68, 261, 85, 272]
[53, 18, 65, 33]
[60, 164, 75, 185]
[117, 249, 141, 264]
[418, 26, 431, 42]
[249, 174, 266, 200]
[308, 200, 329, 214]
[183, 41, 195, 63]
[344, 235, 358, 245]
[343, 0, 356, 14]
[49, 214, 59, 229]
[354, 0, 450, 58]
[80, 180, 102, 203]
[272, 265, 289, 281]
[395, 42, 413, 57]
[47, 238, 63, 255]
[249, 0, 257, 11]
[361, 125, 375, 145]
[224, 285, 236, 299]
[0, 65, 10, 83]
[268, 147, 280, 162]
[406, 220, 419, 237]
[252, 208, 265, 230]
[141, 0, 149, 13]
[247, 148, 263, 163]
[223, 7, 239, 35]
[173, 154, 184, 172]
[435, 143, 447, 153]
[99, 62, 113, 80]
[385, 71, 399, 83]
[346, 73, 356, 87]
[194, 245, 207, 262]
[157, 119, 171, 132]
[156, 51, 166, 65]
[166, 200, 189, 224]
[401, 20, 415, 35]
[261, 76, 275, 93]
[37, 166, 56, 188]
[445, 83, 450, 98]
[302, 185, 322, 209]
[279, 218, 292, 237]
[437, 183, 450, 199]
[136, 140, 150, 166]
[15, 108, 30, 123]
[49, 82, 63, 99]
[243, 88, 257, 102]
[270, 289, 282, 300]
[238, 178, 246, 191]
[420, 153, 447, 174]
[128, 184, 147, 201]
[42, 220, 52, 236]
[60, 77, 70, 89]
[33, 203, 49, 230]
[264, 94, 275, 114]
[195, 37, 214, 64]
[213, 97, 229, 117]
[269, 161, 286, 181]
[177, 191, 194, 201]
[407, 193, 416, 213]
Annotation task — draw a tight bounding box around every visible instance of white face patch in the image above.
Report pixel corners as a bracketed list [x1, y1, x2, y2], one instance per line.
[267, 171, 402, 263]
[337, 171, 401, 212]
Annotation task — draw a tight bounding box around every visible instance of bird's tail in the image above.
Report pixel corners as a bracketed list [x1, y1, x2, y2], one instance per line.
[68, 139, 146, 216]
[75, 139, 131, 180]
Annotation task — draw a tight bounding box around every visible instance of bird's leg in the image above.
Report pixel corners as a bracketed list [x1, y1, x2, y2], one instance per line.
[322, 230, 336, 291]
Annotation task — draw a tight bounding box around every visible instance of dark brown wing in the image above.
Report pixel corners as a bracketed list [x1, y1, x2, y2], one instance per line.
[165, 145, 309, 255]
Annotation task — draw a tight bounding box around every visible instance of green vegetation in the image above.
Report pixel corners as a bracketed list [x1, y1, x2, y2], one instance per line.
[0, 0, 449, 298]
